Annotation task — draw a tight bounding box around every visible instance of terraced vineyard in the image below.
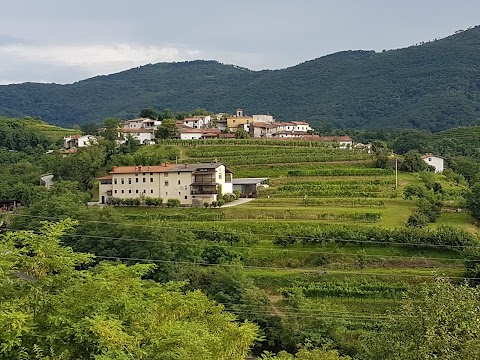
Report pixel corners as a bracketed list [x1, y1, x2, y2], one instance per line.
[108, 141, 478, 355]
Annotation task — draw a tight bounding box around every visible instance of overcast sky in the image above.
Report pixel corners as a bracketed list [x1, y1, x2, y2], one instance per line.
[0, 0, 479, 84]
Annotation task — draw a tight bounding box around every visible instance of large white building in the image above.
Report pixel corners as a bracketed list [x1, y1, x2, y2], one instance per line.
[98, 162, 233, 206]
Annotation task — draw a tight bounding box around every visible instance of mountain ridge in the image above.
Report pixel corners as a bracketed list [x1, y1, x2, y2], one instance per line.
[1, 26, 480, 131]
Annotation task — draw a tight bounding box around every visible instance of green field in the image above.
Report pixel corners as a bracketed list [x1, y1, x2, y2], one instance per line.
[103, 142, 478, 353]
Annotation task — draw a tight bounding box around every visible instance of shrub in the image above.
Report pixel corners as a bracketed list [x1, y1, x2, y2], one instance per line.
[132, 198, 141, 206]
[166, 199, 180, 207]
[203, 202, 210, 208]
[106, 197, 121, 206]
[222, 194, 230, 203]
[217, 199, 225, 207]
[144, 197, 155, 206]
[233, 190, 241, 199]
[407, 211, 429, 227]
[211, 201, 217, 208]
[403, 184, 427, 199]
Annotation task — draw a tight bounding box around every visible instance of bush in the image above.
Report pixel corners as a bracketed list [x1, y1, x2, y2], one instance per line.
[407, 212, 429, 227]
[106, 197, 121, 206]
[203, 202, 210, 208]
[233, 190, 241, 199]
[403, 184, 427, 199]
[132, 198, 141, 206]
[217, 199, 225, 207]
[211, 201, 217, 208]
[166, 198, 180, 207]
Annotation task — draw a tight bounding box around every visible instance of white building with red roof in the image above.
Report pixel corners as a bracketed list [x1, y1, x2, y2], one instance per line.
[421, 154, 444, 173]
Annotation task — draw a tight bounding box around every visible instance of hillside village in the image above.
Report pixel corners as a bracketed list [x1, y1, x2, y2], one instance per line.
[64, 108, 356, 151]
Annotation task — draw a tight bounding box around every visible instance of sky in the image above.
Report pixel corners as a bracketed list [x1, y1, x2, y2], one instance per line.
[0, 0, 479, 84]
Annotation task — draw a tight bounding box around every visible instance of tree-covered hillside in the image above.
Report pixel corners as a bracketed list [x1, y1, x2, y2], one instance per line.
[2, 27, 480, 131]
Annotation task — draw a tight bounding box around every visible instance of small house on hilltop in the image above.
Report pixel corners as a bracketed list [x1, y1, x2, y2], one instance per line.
[421, 154, 444, 173]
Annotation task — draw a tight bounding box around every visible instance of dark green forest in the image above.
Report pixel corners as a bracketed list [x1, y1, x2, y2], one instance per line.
[2, 27, 480, 131]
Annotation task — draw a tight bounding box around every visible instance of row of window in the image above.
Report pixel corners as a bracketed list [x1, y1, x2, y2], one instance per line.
[113, 189, 188, 199]
[113, 178, 182, 186]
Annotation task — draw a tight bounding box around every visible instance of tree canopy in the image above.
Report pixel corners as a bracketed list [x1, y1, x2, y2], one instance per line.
[3, 27, 480, 131]
[0, 220, 259, 359]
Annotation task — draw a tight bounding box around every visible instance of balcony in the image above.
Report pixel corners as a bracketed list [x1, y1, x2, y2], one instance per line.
[191, 183, 217, 195]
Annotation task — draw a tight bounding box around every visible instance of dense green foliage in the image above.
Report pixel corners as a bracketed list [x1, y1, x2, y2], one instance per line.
[0, 221, 259, 359]
[3, 27, 480, 131]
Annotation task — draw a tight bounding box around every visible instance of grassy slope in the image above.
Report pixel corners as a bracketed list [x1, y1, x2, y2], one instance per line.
[108, 142, 477, 350]
[24, 119, 77, 142]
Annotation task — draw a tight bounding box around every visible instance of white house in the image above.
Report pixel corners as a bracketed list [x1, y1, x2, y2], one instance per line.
[179, 128, 220, 140]
[182, 116, 212, 129]
[118, 128, 156, 145]
[64, 135, 96, 149]
[421, 154, 444, 173]
[122, 118, 161, 131]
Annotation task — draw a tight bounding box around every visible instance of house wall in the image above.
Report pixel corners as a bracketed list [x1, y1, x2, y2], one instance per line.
[226, 116, 253, 130]
[253, 115, 274, 123]
[100, 165, 228, 206]
[180, 132, 203, 140]
[423, 156, 444, 173]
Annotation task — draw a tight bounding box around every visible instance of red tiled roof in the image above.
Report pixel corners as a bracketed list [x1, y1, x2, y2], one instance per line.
[96, 175, 113, 180]
[421, 154, 443, 159]
[119, 128, 155, 134]
[124, 118, 150, 122]
[252, 122, 278, 129]
[110, 164, 178, 174]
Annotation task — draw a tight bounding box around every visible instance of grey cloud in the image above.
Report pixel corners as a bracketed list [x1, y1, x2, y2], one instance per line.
[1, 0, 480, 83]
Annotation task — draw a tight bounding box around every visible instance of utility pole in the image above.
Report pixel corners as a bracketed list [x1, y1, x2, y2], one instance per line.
[395, 157, 398, 189]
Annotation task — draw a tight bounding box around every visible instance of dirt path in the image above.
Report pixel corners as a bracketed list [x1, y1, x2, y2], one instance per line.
[268, 294, 285, 317]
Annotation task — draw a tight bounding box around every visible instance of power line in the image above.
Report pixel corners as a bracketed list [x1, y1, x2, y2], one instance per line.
[6, 213, 476, 249]
[228, 309, 390, 321]
[92, 255, 475, 280]
[2, 227, 471, 263]
[217, 303, 395, 318]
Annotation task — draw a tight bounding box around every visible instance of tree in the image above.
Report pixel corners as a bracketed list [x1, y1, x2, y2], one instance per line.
[401, 150, 428, 172]
[371, 140, 389, 168]
[102, 117, 121, 141]
[156, 119, 179, 139]
[235, 129, 250, 139]
[158, 108, 175, 121]
[261, 346, 351, 359]
[360, 279, 480, 360]
[80, 122, 99, 135]
[139, 108, 159, 119]
[467, 181, 480, 220]
[0, 221, 259, 359]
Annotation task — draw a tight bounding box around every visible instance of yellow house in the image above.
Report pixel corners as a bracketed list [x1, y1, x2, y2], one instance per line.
[226, 108, 253, 131]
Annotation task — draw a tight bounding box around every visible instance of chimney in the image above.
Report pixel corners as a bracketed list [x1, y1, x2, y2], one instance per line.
[184, 163, 188, 168]
[163, 162, 167, 167]
[148, 166, 151, 171]
[134, 166, 138, 172]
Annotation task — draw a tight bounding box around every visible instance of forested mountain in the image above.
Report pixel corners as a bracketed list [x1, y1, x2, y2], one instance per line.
[2, 26, 480, 131]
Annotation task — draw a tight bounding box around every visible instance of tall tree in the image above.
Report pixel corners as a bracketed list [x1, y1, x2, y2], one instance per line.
[0, 221, 259, 359]
[156, 119, 179, 139]
[359, 279, 480, 360]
